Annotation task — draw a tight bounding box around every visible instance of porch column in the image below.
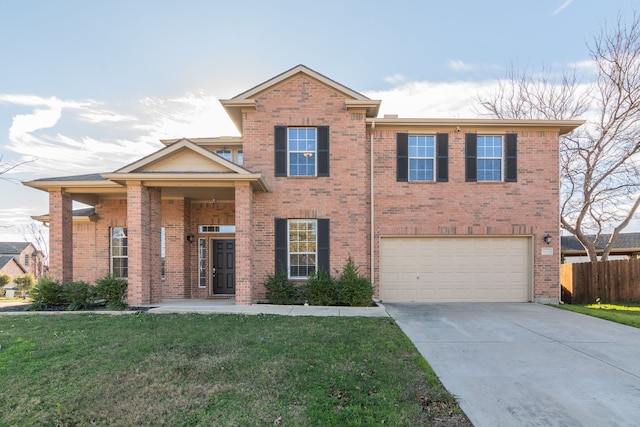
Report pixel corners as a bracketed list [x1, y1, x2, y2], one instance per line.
[235, 183, 253, 305]
[49, 189, 73, 282]
[127, 183, 162, 305]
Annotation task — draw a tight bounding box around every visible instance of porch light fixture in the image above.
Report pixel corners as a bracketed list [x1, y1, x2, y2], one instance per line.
[543, 234, 552, 245]
[186, 235, 195, 243]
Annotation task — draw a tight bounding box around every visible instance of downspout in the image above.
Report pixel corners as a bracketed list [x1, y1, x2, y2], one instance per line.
[370, 120, 375, 294]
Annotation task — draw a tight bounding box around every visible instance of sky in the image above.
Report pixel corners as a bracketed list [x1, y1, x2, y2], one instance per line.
[0, 0, 638, 243]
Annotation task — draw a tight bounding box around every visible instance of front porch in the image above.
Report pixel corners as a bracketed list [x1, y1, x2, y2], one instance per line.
[25, 138, 270, 306]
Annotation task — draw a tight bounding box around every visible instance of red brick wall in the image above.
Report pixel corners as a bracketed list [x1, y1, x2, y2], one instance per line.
[243, 76, 371, 300]
[49, 190, 73, 282]
[0, 260, 25, 278]
[72, 199, 126, 283]
[372, 127, 561, 302]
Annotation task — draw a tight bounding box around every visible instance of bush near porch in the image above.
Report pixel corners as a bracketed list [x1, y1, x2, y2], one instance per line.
[264, 256, 374, 306]
[28, 274, 128, 311]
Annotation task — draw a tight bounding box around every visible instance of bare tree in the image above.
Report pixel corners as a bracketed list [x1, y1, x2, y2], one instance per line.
[477, 12, 640, 262]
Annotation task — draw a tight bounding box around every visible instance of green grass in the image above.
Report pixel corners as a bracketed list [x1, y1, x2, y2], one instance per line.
[558, 303, 640, 328]
[0, 313, 469, 426]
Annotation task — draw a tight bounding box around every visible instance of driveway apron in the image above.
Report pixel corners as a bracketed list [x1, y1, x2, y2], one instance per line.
[385, 303, 640, 427]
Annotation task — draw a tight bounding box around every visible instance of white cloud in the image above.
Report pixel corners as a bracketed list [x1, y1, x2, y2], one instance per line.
[77, 109, 137, 123]
[383, 74, 405, 85]
[365, 79, 498, 118]
[447, 59, 475, 72]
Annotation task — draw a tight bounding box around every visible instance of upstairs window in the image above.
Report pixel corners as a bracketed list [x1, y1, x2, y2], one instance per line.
[288, 128, 317, 176]
[409, 135, 435, 181]
[397, 133, 448, 182]
[275, 126, 329, 177]
[215, 149, 232, 161]
[466, 133, 517, 182]
[477, 136, 503, 181]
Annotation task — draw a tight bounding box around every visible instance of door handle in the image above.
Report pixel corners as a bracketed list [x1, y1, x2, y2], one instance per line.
[212, 267, 216, 278]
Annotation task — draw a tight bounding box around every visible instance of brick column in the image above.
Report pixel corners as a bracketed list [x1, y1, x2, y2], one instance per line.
[234, 183, 253, 305]
[163, 198, 191, 298]
[126, 183, 162, 305]
[148, 188, 163, 303]
[49, 189, 73, 282]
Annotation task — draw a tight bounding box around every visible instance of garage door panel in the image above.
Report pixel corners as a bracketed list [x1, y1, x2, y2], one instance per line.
[380, 237, 531, 303]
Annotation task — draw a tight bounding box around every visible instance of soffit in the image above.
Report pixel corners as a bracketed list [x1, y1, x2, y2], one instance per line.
[368, 118, 585, 136]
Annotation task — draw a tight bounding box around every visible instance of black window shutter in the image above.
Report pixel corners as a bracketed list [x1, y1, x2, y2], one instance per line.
[505, 133, 517, 182]
[275, 218, 288, 274]
[317, 219, 330, 273]
[396, 133, 409, 182]
[317, 126, 329, 177]
[274, 126, 287, 177]
[436, 133, 449, 182]
[465, 133, 477, 182]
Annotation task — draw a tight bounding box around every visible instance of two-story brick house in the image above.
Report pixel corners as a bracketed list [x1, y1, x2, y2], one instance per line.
[0, 242, 46, 281]
[24, 65, 582, 305]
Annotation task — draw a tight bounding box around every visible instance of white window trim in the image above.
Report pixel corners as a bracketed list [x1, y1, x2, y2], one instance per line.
[477, 135, 504, 182]
[287, 127, 318, 177]
[198, 238, 207, 288]
[110, 227, 128, 279]
[288, 219, 318, 279]
[408, 135, 436, 182]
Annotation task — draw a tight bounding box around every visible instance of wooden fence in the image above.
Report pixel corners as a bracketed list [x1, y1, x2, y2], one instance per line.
[560, 258, 640, 304]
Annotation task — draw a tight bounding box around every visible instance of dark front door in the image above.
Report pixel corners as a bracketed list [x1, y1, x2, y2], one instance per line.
[212, 240, 235, 295]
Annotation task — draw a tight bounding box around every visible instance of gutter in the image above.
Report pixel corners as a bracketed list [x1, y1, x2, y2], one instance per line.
[370, 120, 375, 291]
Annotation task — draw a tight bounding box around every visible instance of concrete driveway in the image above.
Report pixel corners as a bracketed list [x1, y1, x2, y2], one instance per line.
[385, 302, 640, 427]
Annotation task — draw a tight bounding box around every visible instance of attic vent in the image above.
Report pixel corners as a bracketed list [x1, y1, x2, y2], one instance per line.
[198, 225, 236, 233]
[384, 114, 398, 119]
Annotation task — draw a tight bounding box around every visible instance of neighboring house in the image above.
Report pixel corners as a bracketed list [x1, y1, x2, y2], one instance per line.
[0, 242, 45, 280]
[561, 233, 640, 263]
[24, 65, 583, 306]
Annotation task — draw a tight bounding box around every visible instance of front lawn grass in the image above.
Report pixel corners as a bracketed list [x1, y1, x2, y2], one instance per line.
[0, 313, 470, 426]
[558, 303, 640, 328]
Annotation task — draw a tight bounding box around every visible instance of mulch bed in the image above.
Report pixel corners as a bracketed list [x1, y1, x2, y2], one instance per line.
[0, 304, 153, 313]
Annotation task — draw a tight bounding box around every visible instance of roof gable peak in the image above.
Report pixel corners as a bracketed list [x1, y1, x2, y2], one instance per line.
[231, 64, 370, 101]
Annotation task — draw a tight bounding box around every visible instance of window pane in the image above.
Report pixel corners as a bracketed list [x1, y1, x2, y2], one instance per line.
[111, 227, 128, 279]
[237, 150, 243, 165]
[477, 136, 503, 181]
[216, 149, 232, 161]
[288, 219, 317, 278]
[478, 159, 502, 181]
[408, 136, 435, 181]
[288, 128, 317, 176]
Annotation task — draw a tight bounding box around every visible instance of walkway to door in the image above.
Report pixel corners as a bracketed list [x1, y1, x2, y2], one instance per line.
[385, 302, 640, 427]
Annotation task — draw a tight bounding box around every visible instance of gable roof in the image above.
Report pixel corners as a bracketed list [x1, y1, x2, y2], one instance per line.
[0, 242, 30, 256]
[101, 138, 269, 192]
[0, 255, 27, 274]
[112, 138, 247, 174]
[561, 233, 640, 255]
[220, 64, 381, 131]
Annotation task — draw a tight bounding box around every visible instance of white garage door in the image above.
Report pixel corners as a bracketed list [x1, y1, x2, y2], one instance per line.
[380, 237, 531, 302]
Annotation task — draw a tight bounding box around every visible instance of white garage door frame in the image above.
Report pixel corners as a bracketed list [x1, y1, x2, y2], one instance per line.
[379, 235, 533, 303]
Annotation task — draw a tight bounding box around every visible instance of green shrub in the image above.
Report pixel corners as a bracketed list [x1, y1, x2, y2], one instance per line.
[0, 273, 11, 288]
[63, 281, 96, 311]
[264, 270, 298, 304]
[302, 269, 337, 306]
[336, 256, 374, 307]
[29, 278, 64, 310]
[14, 274, 35, 293]
[94, 274, 128, 310]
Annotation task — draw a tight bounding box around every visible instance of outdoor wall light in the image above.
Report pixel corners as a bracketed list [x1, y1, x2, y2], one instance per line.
[186, 235, 195, 243]
[543, 234, 552, 245]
